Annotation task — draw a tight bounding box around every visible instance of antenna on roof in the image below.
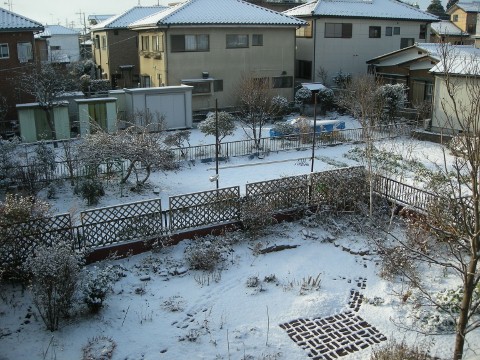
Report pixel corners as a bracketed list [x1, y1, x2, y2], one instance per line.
[3, 0, 13, 11]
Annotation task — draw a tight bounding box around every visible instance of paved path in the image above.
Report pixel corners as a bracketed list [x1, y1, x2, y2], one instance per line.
[280, 277, 387, 360]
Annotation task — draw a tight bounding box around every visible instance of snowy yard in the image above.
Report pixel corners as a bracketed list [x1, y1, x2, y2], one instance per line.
[2, 217, 476, 359]
[0, 114, 478, 359]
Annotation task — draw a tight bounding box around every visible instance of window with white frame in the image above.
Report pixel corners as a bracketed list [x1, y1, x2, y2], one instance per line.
[152, 35, 162, 52]
[141, 36, 149, 51]
[101, 35, 107, 49]
[0, 43, 9, 59]
[226, 34, 249, 48]
[386, 27, 392, 36]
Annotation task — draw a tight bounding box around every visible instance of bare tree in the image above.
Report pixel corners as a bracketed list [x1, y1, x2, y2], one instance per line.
[18, 63, 78, 141]
[335, 74, 384, 217]
[79, 124, 176, 186]
[380, 43, 480, 360]
[236, 75, 274, 149]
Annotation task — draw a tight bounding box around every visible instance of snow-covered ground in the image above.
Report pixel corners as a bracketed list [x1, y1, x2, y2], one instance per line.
[1, 114, 477, 360]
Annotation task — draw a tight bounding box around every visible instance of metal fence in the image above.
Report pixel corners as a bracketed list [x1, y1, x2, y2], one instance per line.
[1, 167, 436, 266]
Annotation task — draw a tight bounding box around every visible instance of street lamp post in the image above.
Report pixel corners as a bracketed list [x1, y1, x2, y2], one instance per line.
[310, 93, 318, 173]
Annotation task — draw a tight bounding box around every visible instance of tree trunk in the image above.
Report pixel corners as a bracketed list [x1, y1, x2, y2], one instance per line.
[453, 257, 478, 359]
[44, 109, 58, 148]
[121, 162, 135, 183]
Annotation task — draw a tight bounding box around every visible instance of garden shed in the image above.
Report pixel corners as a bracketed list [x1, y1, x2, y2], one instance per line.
[17, 102, 70, 142]
[75, 97, 117, 135]
[113, 86, 193, 130]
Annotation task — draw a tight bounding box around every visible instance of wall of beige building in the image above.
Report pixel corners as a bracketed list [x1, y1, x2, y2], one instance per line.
[137, 27, 297, 112]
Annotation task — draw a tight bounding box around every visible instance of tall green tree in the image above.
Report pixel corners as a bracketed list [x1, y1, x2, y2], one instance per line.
[427, 0, 447, 17]
[446, 0, 458, 10]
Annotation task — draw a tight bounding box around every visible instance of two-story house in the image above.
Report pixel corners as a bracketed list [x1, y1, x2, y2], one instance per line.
[0, 7, 43, 135]
[91, 5, 168, 89]
[128, 0, 306, 112]
[35, 25, 80, 63]
[447, 1, 479, 38]
[284, 0, 438, 84]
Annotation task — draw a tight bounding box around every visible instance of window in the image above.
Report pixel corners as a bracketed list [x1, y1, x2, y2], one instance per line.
[425, 83, 433, 102]
[272, 76, 293, 88]
[17, 42, 32, 63]
[296, 20, 313, 38]
[325, 23, 352, 38]
[386, 27, 392, 36]
[369, 26, 381, 38]
[419, 24, 426, 40]
[181, 80, 211, 94]
[468, 23, 476, 34]
[140, 75, 151, 88]
[0, 43, 9, 59]
[452, 14, 458, 22]
[394, 27, 400, 35]
[152, 35, 162, 52]
[50, 45, 61, 50]
[101, 35, 107, 49]
[226, 34, 249, 48]
[213, 79, 223, 92]
[171, 34, 209, 52]
[400, 38, 414, 48]
[296, 60, 312, 80]
[141, 36, 149, 51]
[252, 34, 263, 46]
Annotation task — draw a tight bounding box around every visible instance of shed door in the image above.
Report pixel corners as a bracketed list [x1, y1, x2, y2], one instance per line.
[146, 94, 186, 130]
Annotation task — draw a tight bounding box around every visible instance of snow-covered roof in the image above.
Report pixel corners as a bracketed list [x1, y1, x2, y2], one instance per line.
[285, 0, 439, 21]
[91, 6, 169, 30]
[88, 14, 114, 22]
[430, 45, 480, 75]
[130, 0, 306, 29]
[431, 20, 468, 36]
[449, 1, 480, 13]
[35, 25, 79, 38]
[367, 43, 478, 65]
[0, 7, 43, 32]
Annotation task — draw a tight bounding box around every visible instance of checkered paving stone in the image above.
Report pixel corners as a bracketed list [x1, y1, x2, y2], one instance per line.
[280, 312, 387, 360]
[280, 277, 387, 359]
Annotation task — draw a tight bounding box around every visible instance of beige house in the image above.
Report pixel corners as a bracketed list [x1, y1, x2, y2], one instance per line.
[447, 1, 479, 40]
[91, 5, 168, 89]
[284, 0, 438, 84]
[129, 0, 306, 112]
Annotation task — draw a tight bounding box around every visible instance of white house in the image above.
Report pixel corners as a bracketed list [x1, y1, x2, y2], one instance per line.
[284, 0, 439, 84]
[36, 25, 80, 63]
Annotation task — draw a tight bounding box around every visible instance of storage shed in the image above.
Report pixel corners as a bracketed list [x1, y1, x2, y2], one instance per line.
[75, 97, 117, 135]
[17, 102, 70, 142]
[115, 86, 193, 130]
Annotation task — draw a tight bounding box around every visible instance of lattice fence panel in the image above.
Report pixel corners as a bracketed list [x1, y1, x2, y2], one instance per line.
[246, 174, 309, 212]
[310, 166, 368, 212]
[169, 187, 240, 231]
[80, 199, 163, 249]
[0, 213, 74, 269]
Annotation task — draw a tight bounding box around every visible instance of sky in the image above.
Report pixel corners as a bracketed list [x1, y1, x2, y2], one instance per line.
[7, 0, 443, 29]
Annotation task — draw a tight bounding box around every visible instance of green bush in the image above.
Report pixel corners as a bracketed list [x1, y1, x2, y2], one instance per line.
[75, 179, 105, 206]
